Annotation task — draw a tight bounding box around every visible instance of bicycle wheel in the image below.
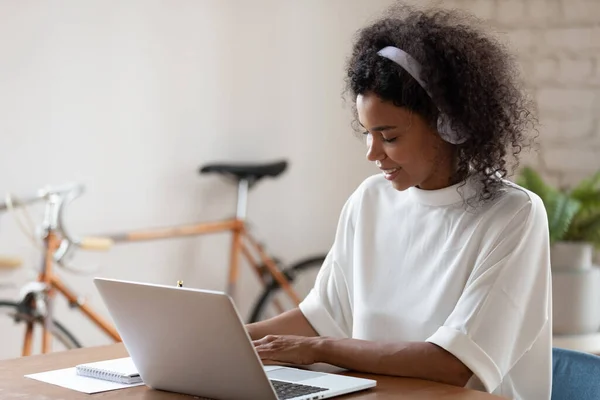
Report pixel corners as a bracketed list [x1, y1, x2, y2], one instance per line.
[0, 300, 82, 357]
[248, 255, 326, 323]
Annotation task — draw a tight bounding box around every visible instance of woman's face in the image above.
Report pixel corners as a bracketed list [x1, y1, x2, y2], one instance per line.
[357, 92, 457, 191]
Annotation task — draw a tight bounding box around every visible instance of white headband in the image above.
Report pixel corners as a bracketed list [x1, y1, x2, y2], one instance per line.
[377, 46, 467, 145]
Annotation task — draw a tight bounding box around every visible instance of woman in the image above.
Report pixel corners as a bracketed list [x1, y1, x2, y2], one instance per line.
[247, 4, 551, 399]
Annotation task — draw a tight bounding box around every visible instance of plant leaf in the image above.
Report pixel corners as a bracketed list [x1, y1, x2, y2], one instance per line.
[570, 178, 600, 211]
[567, 209, 600, 246]
[516, 167, 550, 202]
[578, 215, 600, 249]
[546, 192, 581, 243]
[567, 170, 600, 244]
[572, 170, 600, 196]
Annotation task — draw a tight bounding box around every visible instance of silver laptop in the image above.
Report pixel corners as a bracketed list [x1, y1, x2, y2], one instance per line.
[93, 277, 376, 400]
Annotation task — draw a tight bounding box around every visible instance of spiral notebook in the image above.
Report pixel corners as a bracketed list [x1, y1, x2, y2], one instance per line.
[75, 357, 142, 385]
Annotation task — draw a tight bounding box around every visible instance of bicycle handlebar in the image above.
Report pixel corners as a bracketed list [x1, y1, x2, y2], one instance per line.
[0, 182, 113, 273]
[78, 236, 114, 251]
[0, 255, 22, 269]
[0, 192, 40, 212]
[0, 183, 85, 212]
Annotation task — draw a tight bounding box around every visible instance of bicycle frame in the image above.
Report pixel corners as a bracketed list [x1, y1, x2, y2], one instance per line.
[1, 184, 121, 356]
[103, 218, 301, 304]
[24, 230, 120, 356]
[93, 178, 301, 305]
[2, 178, 304, 357]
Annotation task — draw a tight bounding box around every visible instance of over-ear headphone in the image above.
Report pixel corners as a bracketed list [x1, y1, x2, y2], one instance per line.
[377, 46, 467, 145]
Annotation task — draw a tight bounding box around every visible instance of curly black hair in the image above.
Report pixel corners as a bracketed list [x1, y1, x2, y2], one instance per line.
[344, 3, 537, 203]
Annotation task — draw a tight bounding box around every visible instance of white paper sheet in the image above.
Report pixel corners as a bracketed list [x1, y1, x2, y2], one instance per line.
[25, 367, 145, 394]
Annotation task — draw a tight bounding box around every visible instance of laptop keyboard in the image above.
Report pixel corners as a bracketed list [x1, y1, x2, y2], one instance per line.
[271, 379, 328, 399]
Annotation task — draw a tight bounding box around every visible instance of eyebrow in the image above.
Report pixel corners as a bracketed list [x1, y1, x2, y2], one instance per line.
[359, 123, 398, 132]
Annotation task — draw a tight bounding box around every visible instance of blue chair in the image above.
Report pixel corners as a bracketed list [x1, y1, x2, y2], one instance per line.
[552, 347, 600, 399]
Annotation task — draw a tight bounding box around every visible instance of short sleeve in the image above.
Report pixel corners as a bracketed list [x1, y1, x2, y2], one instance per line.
[299, 191, 359, 338]
[426, 194, 551, 393]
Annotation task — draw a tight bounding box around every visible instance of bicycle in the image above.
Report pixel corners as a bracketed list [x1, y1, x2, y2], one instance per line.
[0, 182, 119, 358]
[0, 160, 326, 358]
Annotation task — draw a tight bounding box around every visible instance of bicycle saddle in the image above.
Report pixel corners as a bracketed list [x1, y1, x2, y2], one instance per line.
[199, 160, 288, 182]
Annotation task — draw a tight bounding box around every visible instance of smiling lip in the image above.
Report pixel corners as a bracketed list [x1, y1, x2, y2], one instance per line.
[380, 167, 401, 181]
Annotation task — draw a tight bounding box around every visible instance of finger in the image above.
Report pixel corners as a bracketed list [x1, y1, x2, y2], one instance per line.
[255, 340, 276, 351]
[253, 335, 277, 346]
[262, 359, 288, 366]
[255, 346, 275, 359]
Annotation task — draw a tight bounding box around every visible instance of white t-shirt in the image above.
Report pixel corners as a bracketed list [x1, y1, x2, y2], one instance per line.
[299, 173, 552, 400]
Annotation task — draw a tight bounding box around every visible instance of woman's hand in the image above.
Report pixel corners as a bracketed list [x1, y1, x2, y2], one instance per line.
[253, 335, 323, 365]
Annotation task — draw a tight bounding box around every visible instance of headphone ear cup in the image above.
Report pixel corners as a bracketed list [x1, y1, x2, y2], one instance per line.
[437, 113, 466, 145]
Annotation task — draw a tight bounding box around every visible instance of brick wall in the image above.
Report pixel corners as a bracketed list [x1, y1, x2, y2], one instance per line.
[442, 0, 600, 188]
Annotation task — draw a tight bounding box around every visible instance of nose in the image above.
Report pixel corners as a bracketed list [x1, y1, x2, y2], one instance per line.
[366, 135, 385, 163]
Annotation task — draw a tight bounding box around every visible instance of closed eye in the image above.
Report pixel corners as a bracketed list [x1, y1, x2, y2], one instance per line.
[362, 131, 397, 143]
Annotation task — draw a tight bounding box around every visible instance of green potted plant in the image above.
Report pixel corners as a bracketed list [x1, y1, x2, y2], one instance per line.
[517, 166, 600, 335]
[517, 166, 600, 271]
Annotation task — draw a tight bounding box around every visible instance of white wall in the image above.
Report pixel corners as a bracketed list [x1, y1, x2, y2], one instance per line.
[453, 0, 600, 188]
[0, 0, 395, 359]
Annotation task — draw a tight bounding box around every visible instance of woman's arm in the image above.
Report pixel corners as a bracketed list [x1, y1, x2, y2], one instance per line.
[255, 334, 472, 387]
[316, 338, 472, 387]
[245, 308, 318, 341]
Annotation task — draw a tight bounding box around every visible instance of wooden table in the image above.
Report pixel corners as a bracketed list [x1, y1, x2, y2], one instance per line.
[0, 343, 503, 399]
